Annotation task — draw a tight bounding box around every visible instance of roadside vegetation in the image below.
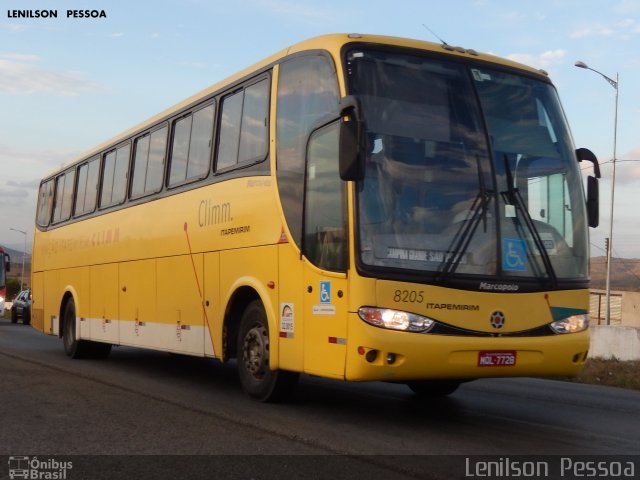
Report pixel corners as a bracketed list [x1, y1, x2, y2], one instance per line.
[569, 358, 640, 391]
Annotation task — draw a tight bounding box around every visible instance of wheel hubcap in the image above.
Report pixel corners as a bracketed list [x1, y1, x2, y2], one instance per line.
[243, 324, 268, 379]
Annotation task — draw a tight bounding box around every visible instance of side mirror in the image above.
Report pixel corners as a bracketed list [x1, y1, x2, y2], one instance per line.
[587, 175, 599, 228]
[576, 148, 600, 228]
[338, 95, 364, 181]
[576, 148, 600, 178]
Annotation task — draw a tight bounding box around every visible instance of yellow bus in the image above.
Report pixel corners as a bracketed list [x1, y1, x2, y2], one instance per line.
[32, 34, 601, 401]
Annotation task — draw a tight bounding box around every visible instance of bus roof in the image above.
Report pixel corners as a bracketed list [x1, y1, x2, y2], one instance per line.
[43, 33, 547, 179]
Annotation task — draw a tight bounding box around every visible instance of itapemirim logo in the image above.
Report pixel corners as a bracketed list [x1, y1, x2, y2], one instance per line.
[8, 456, 73, 479]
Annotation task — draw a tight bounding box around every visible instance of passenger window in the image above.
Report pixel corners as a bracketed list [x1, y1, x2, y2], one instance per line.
[238, 81, 269, 163]
[131, 125, 170, 196]
[169, 104, 214, 186]
[187, 105, 214, 179]
[52, 169, 76, 223]
[131, 135, 151, 197]
[74, 156, 99, 216]
[216, 91, 243, 170]
[36, 179, 55, 227]
[169, 115, 192, 185]
[216, 78, 269, 171]
[101, 143, 130, 207]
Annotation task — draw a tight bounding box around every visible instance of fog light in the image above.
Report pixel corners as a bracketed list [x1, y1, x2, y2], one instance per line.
[386, 353, 396, 365]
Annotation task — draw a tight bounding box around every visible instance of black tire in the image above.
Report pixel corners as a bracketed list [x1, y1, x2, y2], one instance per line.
[237, 300, 298, 402]
[23, 307, 31, 326]
[62, 299, 111, 359]
[11, 308, 17, 323]
[406, 380, 462, 397]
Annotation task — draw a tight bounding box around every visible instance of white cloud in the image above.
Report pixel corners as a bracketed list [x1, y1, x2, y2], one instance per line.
[0, 185, 29, 208]
[507, 49, 566, 69]
[0, 55, 107, 96]
[570, 18, 640, 39]
[1, 23, 29, 33]
[614, 0, 640, 14]
[0, 143, 79, 172]
[0, 53, 41, 62]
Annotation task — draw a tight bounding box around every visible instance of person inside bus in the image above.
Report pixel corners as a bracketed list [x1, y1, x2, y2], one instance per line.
[366, 135, 475, 234]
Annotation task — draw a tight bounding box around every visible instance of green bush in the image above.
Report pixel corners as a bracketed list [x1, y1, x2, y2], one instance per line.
[6, 277, 21, 300]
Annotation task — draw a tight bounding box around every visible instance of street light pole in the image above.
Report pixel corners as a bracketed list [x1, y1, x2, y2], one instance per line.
[575, 61, 619, 326]
[8, 227, 27, 292]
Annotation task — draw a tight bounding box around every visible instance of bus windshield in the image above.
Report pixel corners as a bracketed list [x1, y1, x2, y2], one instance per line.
[347, 47, 589, 284]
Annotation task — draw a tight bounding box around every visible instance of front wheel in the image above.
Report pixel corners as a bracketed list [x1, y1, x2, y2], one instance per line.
[237, 300, 298, 402]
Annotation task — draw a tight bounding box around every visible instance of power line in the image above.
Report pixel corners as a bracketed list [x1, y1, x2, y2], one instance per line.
[581, 158, 640, 171]
[611, 248, 640, 285]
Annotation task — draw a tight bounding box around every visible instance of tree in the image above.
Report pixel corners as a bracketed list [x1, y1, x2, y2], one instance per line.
[6, 278, 22, 300]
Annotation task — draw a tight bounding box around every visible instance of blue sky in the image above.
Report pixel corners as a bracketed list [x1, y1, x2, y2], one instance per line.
[1, 0, 639, 258]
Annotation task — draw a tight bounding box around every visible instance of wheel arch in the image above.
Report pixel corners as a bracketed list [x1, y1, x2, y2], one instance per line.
[221, 277, 279, 369]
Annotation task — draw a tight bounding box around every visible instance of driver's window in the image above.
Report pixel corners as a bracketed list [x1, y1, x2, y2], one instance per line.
[303, 122, 347, 271]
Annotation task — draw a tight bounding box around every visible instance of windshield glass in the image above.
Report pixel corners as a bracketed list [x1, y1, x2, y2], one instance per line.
[346, 47, 589, 283]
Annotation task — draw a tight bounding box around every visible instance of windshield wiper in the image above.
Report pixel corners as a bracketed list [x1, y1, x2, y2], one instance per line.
[501, 155, 557, 287]
[438, 155, 493, 278]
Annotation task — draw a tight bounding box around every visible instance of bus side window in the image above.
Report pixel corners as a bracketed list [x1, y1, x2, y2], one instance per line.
[169, 104, 214, 187]
[100, 143, 131, 208]
[132, 126, 168, 198]
[276, 54, 340, 249]
[36, 179, 55, 227]
[216, 78, 269, 172]
[52, 169, 76, 224]
[74, 156, 99, 217]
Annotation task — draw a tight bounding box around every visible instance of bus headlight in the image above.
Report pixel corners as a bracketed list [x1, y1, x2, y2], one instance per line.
[550, 314, 589, 334]
[358, 307, 435, 333]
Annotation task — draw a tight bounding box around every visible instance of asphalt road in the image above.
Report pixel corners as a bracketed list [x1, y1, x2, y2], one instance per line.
[1, 319, 639, 479]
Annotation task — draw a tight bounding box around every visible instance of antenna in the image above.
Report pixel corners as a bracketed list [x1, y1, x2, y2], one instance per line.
[422, 23, 449, 46]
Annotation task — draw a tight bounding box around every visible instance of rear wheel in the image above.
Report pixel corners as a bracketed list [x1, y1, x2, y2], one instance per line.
[23, 307, 31, 326]
[62, 299, 111, 359]
[237, 300, 298, 402]
[11, 308, 17, 323]
[406, 380, 462, 397]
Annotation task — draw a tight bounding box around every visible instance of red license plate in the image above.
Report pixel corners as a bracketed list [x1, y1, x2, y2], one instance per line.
[478, 351, 517, 367]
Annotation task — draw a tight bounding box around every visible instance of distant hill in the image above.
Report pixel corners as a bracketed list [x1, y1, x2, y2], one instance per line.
[1, 246, 31, 262]
[590, 256, 640, 292]
[1, 246, 31, 286]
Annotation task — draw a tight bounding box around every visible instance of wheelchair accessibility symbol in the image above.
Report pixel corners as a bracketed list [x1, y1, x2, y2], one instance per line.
[319, 281, 331, 304]
[502, 238, 527, 272]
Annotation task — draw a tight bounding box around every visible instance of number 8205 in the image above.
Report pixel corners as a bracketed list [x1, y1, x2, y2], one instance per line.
[393, 290, 424, 303]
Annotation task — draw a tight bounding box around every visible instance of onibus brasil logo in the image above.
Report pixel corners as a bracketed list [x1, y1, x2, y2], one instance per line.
[8, 456, 73, 479]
